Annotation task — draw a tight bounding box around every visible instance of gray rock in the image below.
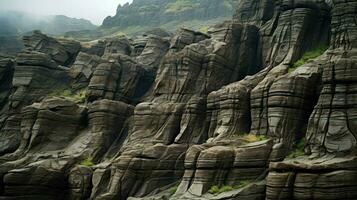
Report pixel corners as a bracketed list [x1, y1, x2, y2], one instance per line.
[23, 30, 80, 66]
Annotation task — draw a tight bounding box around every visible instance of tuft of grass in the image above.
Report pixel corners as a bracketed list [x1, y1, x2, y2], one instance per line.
[71, 90, 86, 103]
[289, 45, 328, 73]
[199, 26, 209, 33]
[235, 180, 251, 189]
[208, 185, 220, 194]
[79, 156, 95, 167]
[287, 139, 306, 158]
[208, 181, 251, 195]
[238, 133, 269, 143]
[169, 185, 178, 195]
[49, 89, 86, 103]
[241, 134, 268, 143]
[218, 185, 235, 193]
[165, 0, 200, 13]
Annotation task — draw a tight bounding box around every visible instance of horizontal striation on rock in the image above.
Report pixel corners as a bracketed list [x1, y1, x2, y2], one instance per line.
[0, 0, 356, 199]
[23, 30, 81, 66]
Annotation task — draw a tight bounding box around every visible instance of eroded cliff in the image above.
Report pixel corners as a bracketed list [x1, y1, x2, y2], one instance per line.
[0, 0, 356, 200]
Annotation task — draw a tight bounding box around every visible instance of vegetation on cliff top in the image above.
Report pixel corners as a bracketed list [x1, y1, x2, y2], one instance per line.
[165, 0, 201, 13]
[208, 181, 251, 195]
[289, 45, 328, 73]
[62, 0, 239, 40]
[49, 89, 86, 103]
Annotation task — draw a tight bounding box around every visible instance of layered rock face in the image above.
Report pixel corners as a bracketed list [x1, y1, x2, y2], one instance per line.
[266, 1, 357, 199]
[23, 31, 81, 66]
[0, 0, 356, 200]
[0, 57, 14, 110]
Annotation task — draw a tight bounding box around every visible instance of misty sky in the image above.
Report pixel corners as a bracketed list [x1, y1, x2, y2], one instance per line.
[0, 0, 132, 25]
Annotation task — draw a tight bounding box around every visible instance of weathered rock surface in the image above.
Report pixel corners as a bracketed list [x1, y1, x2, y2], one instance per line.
[0, 98, 133, 200]
[80, 40, 106, 57]
[86, 57, 146, 104]
[267, 156, 357, 200]
[0, 58, 14, 107]
[10, 51, 70, 108]
[0, 51, 71, 156]
[69, 52, 104, 91]
[0, 0, 356, 199]
[265, 1, 357, 199]
[23, 31, 81, 66]
[306, 49, 357, 154]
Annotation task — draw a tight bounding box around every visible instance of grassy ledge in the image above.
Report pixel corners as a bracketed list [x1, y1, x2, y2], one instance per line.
[237, 133, 268, 143]
[208, 181, 251, 195]
[169, 185, 178, 195]
[287, 139, 306, 159]
[289, 45, 328, 73]
[79, 156, 95, 167]
[49, 89, 86, 103]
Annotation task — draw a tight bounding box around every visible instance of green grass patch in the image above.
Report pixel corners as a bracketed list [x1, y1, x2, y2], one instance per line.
[289, 45, 328, 73]
[199, 26, 209, 33]
[208, 181, 251, 195]
[49, 89, 86, 103]
[79, 156, 95, 167]
[287, 139, 306, 158]
[169, 185, 178, 195]
[165, 0, 200, 13]
[208, 185, 220, 194]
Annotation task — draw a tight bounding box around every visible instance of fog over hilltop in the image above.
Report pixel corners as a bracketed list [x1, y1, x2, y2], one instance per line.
[0, 0, 133, 25]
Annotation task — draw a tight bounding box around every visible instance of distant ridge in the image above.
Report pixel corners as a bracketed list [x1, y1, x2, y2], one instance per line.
[102, 0, 239, 28]
[0, 11, 97, 54]
[65, 0, 240, 40]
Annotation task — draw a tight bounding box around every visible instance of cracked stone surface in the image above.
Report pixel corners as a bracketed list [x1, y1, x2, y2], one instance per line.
[0, 0, 356, 199]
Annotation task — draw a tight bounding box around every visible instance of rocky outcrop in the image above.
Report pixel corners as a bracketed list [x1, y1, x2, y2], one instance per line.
[306, 49, 357, 154]
[265, 1, 357, 199]
[0, 57, 14, 109]
[135, 35, 170, 71]
[330, 0, 357, 49]
[0, 0, 356, 200]
[10, 51, 70, 109]
[80, 40, 106, 57]
[0, 51, 71, 156]
[102, 37, 132, 58]
[23, 31, 80, 66]
[86, 57, 146, 104]
[0, 98, 133, 200]
[69, 52, 104, 91]
[0, 57, 15, 156]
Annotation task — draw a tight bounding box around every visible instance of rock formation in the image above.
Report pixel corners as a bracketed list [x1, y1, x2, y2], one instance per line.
[102, 0, 240, 29]
[0, 0, 356, 200]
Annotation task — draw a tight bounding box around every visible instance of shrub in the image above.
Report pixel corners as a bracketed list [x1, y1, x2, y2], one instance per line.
[287, 139, 306, 158]
[79, 156, 94, 167]
[289, 45, 328, 73]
